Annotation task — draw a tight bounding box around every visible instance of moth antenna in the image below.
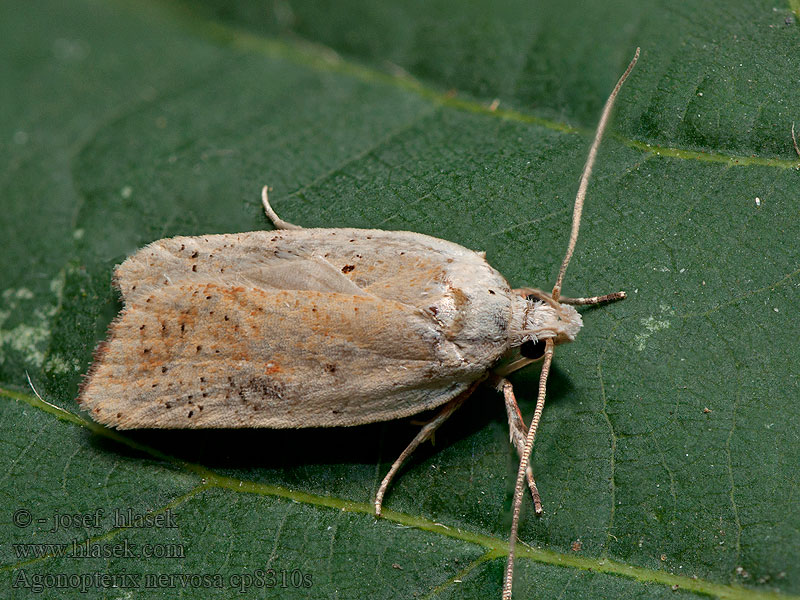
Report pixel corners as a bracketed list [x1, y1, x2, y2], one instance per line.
[503, 50, 640, 600]
[261, 186, 302, 230]
[26, 371, 42, 399]
[551, 47, 639, 301]
[502, 338, 554, 600]
[25, 371, 56, 409]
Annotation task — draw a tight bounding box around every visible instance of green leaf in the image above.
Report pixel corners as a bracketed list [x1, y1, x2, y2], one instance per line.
[2, 0, 799, 598]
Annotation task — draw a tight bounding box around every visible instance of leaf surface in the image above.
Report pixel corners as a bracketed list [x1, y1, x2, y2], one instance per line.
[1, 0, 798, 597]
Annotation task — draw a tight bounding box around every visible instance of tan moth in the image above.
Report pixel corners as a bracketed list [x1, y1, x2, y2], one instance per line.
[78, 49, 640, 598]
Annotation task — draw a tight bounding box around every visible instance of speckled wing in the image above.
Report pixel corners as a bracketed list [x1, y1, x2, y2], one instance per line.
[79, 229, 515, 429]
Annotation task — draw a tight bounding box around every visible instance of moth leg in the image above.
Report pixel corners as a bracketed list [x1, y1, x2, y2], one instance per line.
[499, 378, 544, 515]
[374, 383, 477, 516]
[558, 291, 626, 305]
[261, 186, 302, 230]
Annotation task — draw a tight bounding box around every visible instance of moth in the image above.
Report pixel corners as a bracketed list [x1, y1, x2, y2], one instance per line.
[79, 49, 639, 599]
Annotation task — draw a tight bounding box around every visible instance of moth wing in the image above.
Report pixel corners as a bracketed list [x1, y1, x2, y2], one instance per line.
[115, 229, 516, 364]
[79, 279, 479, 429]
[81, 229, 516, 429]
[114, 239, 371, 301]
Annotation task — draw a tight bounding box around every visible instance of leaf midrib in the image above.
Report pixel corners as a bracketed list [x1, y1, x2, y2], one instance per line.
[0, 386, 794, 600]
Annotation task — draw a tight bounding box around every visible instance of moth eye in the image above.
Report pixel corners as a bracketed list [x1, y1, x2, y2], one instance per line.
[520, 339, 546, 360]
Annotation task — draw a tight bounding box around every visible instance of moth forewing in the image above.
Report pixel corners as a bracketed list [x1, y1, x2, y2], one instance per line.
[79, 227, 517, 429]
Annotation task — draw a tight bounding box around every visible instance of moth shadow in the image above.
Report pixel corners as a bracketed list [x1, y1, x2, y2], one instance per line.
[86, 365, 574, 473]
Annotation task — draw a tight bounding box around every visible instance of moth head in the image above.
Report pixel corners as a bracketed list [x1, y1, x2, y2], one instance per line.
[495, 290, 582, 376]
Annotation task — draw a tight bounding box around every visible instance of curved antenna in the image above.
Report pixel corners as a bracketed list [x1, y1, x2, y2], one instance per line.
[551, 47, 639, 302]
[502, 49, 640, 600]
[502, 338, 553, 599]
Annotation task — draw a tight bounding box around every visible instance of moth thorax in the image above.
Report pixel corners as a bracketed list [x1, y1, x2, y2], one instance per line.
[509, 296, 583, 347]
